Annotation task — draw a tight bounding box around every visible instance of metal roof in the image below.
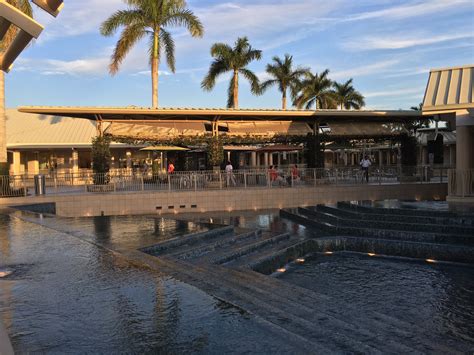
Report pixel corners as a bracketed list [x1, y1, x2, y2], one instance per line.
[5, 109, 128, 149]
[17, 106, 426, 123]
[423, 64, 474, 112]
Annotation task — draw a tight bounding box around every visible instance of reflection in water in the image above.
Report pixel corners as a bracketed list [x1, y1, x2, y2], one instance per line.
[0, 214, 300, 353]
[93, 216, 112, 243]
[278, 252, 474, 348]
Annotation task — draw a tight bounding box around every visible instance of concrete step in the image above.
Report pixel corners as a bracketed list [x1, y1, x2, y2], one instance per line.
[168, 229, 263, 261]
[317, 204, 474, 228]
[140, 225, 235, 255]
[337, 201, 470, 219]
[211, 232, 294, 265]
[305, 207, 474, 237]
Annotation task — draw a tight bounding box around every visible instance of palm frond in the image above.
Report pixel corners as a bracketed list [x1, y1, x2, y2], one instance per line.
[109, 24, 146, 75]
[201, 59, 229, 91]
[239, 68, 260, 94]
[100, 10, 145, 36]
[160, 29, 175, 72]
[163, 9, 204, 37]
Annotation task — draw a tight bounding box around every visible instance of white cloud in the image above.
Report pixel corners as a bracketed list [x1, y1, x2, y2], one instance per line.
[343, 0, 472, 22]
[343, 32, 473, 51]
[330, 59, 400, 80]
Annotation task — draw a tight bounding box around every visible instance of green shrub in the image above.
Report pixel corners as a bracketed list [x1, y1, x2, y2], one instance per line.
[92, 136, 111, 185]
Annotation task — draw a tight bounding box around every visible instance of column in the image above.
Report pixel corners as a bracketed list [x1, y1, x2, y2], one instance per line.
[263, 152, 269, 167]
[126, 150, 132, 169]
[250, 151, 257, 167]
[12, 151, 21, 175]
[456, 125, 474, 171]
[268, 153, 273, 166]
[227, 151, 231, 162]
[449, 145, 456, 167]
[72, 149, 79, 174]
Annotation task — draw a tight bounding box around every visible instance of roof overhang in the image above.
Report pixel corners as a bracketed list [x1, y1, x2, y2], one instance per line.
[17, 106, 427, 123]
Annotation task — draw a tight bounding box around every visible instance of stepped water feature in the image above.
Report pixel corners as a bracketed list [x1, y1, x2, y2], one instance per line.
[1, 204, 473, 353]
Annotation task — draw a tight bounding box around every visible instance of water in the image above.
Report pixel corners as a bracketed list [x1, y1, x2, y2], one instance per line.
[277, 252, 474, 348]
[0, 214, 302, 353]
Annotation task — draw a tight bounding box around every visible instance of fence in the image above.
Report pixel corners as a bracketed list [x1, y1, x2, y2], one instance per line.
[1, 166, 449, 198]
[448, 169, 474, 197]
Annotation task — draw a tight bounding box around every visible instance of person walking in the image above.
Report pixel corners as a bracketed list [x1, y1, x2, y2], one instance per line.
[167, 161, 175, 174]
[225, 161, 236, 187]
[360, 155, 371, 183]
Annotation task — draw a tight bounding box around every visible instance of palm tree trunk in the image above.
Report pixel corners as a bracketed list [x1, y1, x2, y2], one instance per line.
[0, 70, 7, 174]
[151, 30, 159, 108]
[282, 89, 287, 110]
[233, 70, 239, 109]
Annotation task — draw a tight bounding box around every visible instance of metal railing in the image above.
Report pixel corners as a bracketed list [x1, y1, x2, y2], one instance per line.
[0, 166, 449, 198]
[448, 169, 474, 197]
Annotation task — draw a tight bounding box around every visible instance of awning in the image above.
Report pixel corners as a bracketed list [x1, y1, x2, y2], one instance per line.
[105, 121, 207, 140]
[140, 146, 190, 151]
[325, 122, 407, 136]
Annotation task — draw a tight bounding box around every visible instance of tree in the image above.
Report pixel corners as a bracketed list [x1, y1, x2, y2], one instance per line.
[0, 0, 33, 176]
[201, 37, 262, 109]
[91, 135, 111, 185]
[410, 102, 423, 111]
[293, 69, 334, 110]
[260, 54, 308, 110]
[332, 78, 365, 110]
[101, 0, 204, 108]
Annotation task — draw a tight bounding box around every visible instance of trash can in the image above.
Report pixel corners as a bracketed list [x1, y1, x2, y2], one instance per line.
[34, 175, 46, 195]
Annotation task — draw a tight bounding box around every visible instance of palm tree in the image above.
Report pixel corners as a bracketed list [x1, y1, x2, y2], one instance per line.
[332, 79, 365, 110]
[260, 54, 308, 110]
[0, 0, 33, 174]
[410, 103, 423, 111]
[201, 37, 262, 109]
[293, 69, 334, 110]
[100, 0, 204, 108]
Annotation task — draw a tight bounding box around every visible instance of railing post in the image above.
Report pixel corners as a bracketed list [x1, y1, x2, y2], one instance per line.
[168, 174, 171, 191]
[335, 169, 338, 185]
[23, 175, 27, 196]
[219, 171, 222, 189]
[314, 168, 317, 186]
[244, 171, 247, 188]
[141, 175, 144, 191]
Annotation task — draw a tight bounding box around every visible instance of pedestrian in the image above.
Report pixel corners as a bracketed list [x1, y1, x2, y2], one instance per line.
[360, 155, 371, 183]
[225, 161, 236, 186]
[168, 161, 175, 174]
[291, 164, 300, 184]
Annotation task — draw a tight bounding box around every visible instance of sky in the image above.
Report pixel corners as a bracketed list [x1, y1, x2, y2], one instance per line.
[6, 0, 474, 110]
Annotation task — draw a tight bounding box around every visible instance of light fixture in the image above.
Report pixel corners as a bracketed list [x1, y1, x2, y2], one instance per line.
[368, 253, 376, 256]
[276, 268, 286, 273]
[296, 258, 305, 263]
[324, 251, 333, 255]
[32, 0, 64, 17]
[426, 259, 436, 263]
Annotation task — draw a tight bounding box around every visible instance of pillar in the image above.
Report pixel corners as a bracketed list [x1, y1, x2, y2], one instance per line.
[11, 151, 21, 175]
[126, 150, 132, 169]
[250, 151, 257, 167]
[268, 153, 273, 166]
[263, 152, 269, 167]
[72, 149, 79, 174]
[456, 125, 474, 171]
[454, 111, 474, 196]
[449, 145, 456, 167]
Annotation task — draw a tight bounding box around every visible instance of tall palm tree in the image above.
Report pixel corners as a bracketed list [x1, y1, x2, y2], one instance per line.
[0, 0, 33, 174]
[201, 37, 261, 109]
[260, 54, 308, 110]
[332, 79, 365, 110]
[101, 0, 204, 108]
[293, 69, 334, 110]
